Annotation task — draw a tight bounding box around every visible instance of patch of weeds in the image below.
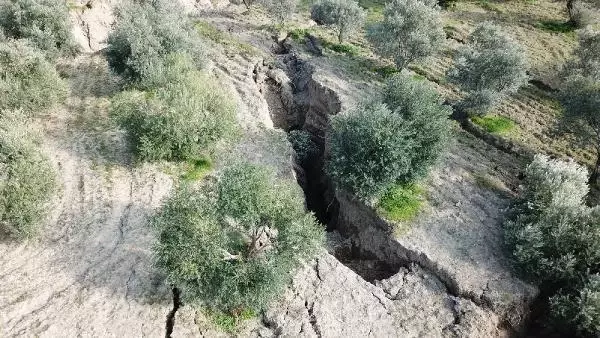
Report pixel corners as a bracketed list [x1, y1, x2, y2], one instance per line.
[535, 20, 575, 34]
[288, 27, 311, 40]
[321, 40, 359, 56]
[205, 308, 256, 333]
[290, 27, 360, 57]
[471, 115, 516, 134]
[475, 0, 503, 13]
[378, 184, 425, 223]
[196, 21, 227, 42]
[195, 21, 258, 56]
[181, 157, 213, 181]
[472, 171, 508, 194]
[409, 65, 429, 79]
[372, 65, 399, 77]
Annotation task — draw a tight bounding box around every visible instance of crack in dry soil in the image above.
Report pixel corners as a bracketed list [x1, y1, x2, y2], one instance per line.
[165, 287, 181, 338]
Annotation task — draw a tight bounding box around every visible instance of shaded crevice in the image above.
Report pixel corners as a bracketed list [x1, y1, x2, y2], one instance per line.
[263, 45, 525, 330]
[305, 301, 322, 338]
[165, 287, 181, 338]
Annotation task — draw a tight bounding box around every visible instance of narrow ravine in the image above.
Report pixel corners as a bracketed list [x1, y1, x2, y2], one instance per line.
[260, 49, 405, 284]
[260, 41, 535, 333]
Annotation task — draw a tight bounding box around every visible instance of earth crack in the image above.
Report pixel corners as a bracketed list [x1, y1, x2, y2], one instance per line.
[165, 287, 181, 338]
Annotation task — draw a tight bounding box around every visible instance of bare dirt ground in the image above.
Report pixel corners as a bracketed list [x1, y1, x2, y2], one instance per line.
[0, 54, 175, 336]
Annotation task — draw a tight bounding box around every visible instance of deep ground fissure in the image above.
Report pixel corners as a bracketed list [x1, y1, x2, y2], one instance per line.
[165, 287, 181, 338]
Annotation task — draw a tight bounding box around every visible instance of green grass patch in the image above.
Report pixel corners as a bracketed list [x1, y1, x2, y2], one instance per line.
[378, 184, 425, 223]
[181, 157, 213, 181]
[372, 65, 399, 77]
[195, 21, 258, 56]
[321, 40, 360, 56]
[205, 308, 256, 333]
[535, 20, 576, 34]
[288, 27, 360, 57]
[196, 21, 227, 42]
[471, 115, 516, 134]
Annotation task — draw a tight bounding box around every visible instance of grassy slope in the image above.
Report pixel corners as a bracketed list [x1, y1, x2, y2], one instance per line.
[293, 0, 594, 166]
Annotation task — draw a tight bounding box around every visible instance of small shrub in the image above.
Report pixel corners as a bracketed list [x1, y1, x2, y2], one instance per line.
[0, 39, 67, 113]
[260, 0, 298, 24]
[310, 0, 366, 42]
[111, 59, 237, 162]
[288, 130, 319, 165]
[471, 115, 515, 134]
[0, 0, 78, 58]
[0, 111, 56, 239]
[106, 0, 205, 84]
[288, 28, 310, 40]
[366, 0, 445, 70]
[448, 22, 528, 115]
[378, 184, 424, 222]
[327, 74, 450, 201]
[196, 21, 227, 43]
[204, 307, 256, 333]
[153, 162, 324, 314]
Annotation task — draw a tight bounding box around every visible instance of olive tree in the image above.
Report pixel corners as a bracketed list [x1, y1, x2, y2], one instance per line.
[0, 0, 78, 58]
[448, 22, 528, 115]
[106, 0, 205, 84]
[565, 29, 600, 80]
[560, 30, 600, 183]
[0, 39, 67, 113]
[153, 162, 323, 313]
[366, 0, 445, 70]
[0, 111, 56, 239]
[327, 74, 451, 201]
[505, 155, 600, 336]
[311, 0, 366, 43]
[111, 56, 237, 162]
